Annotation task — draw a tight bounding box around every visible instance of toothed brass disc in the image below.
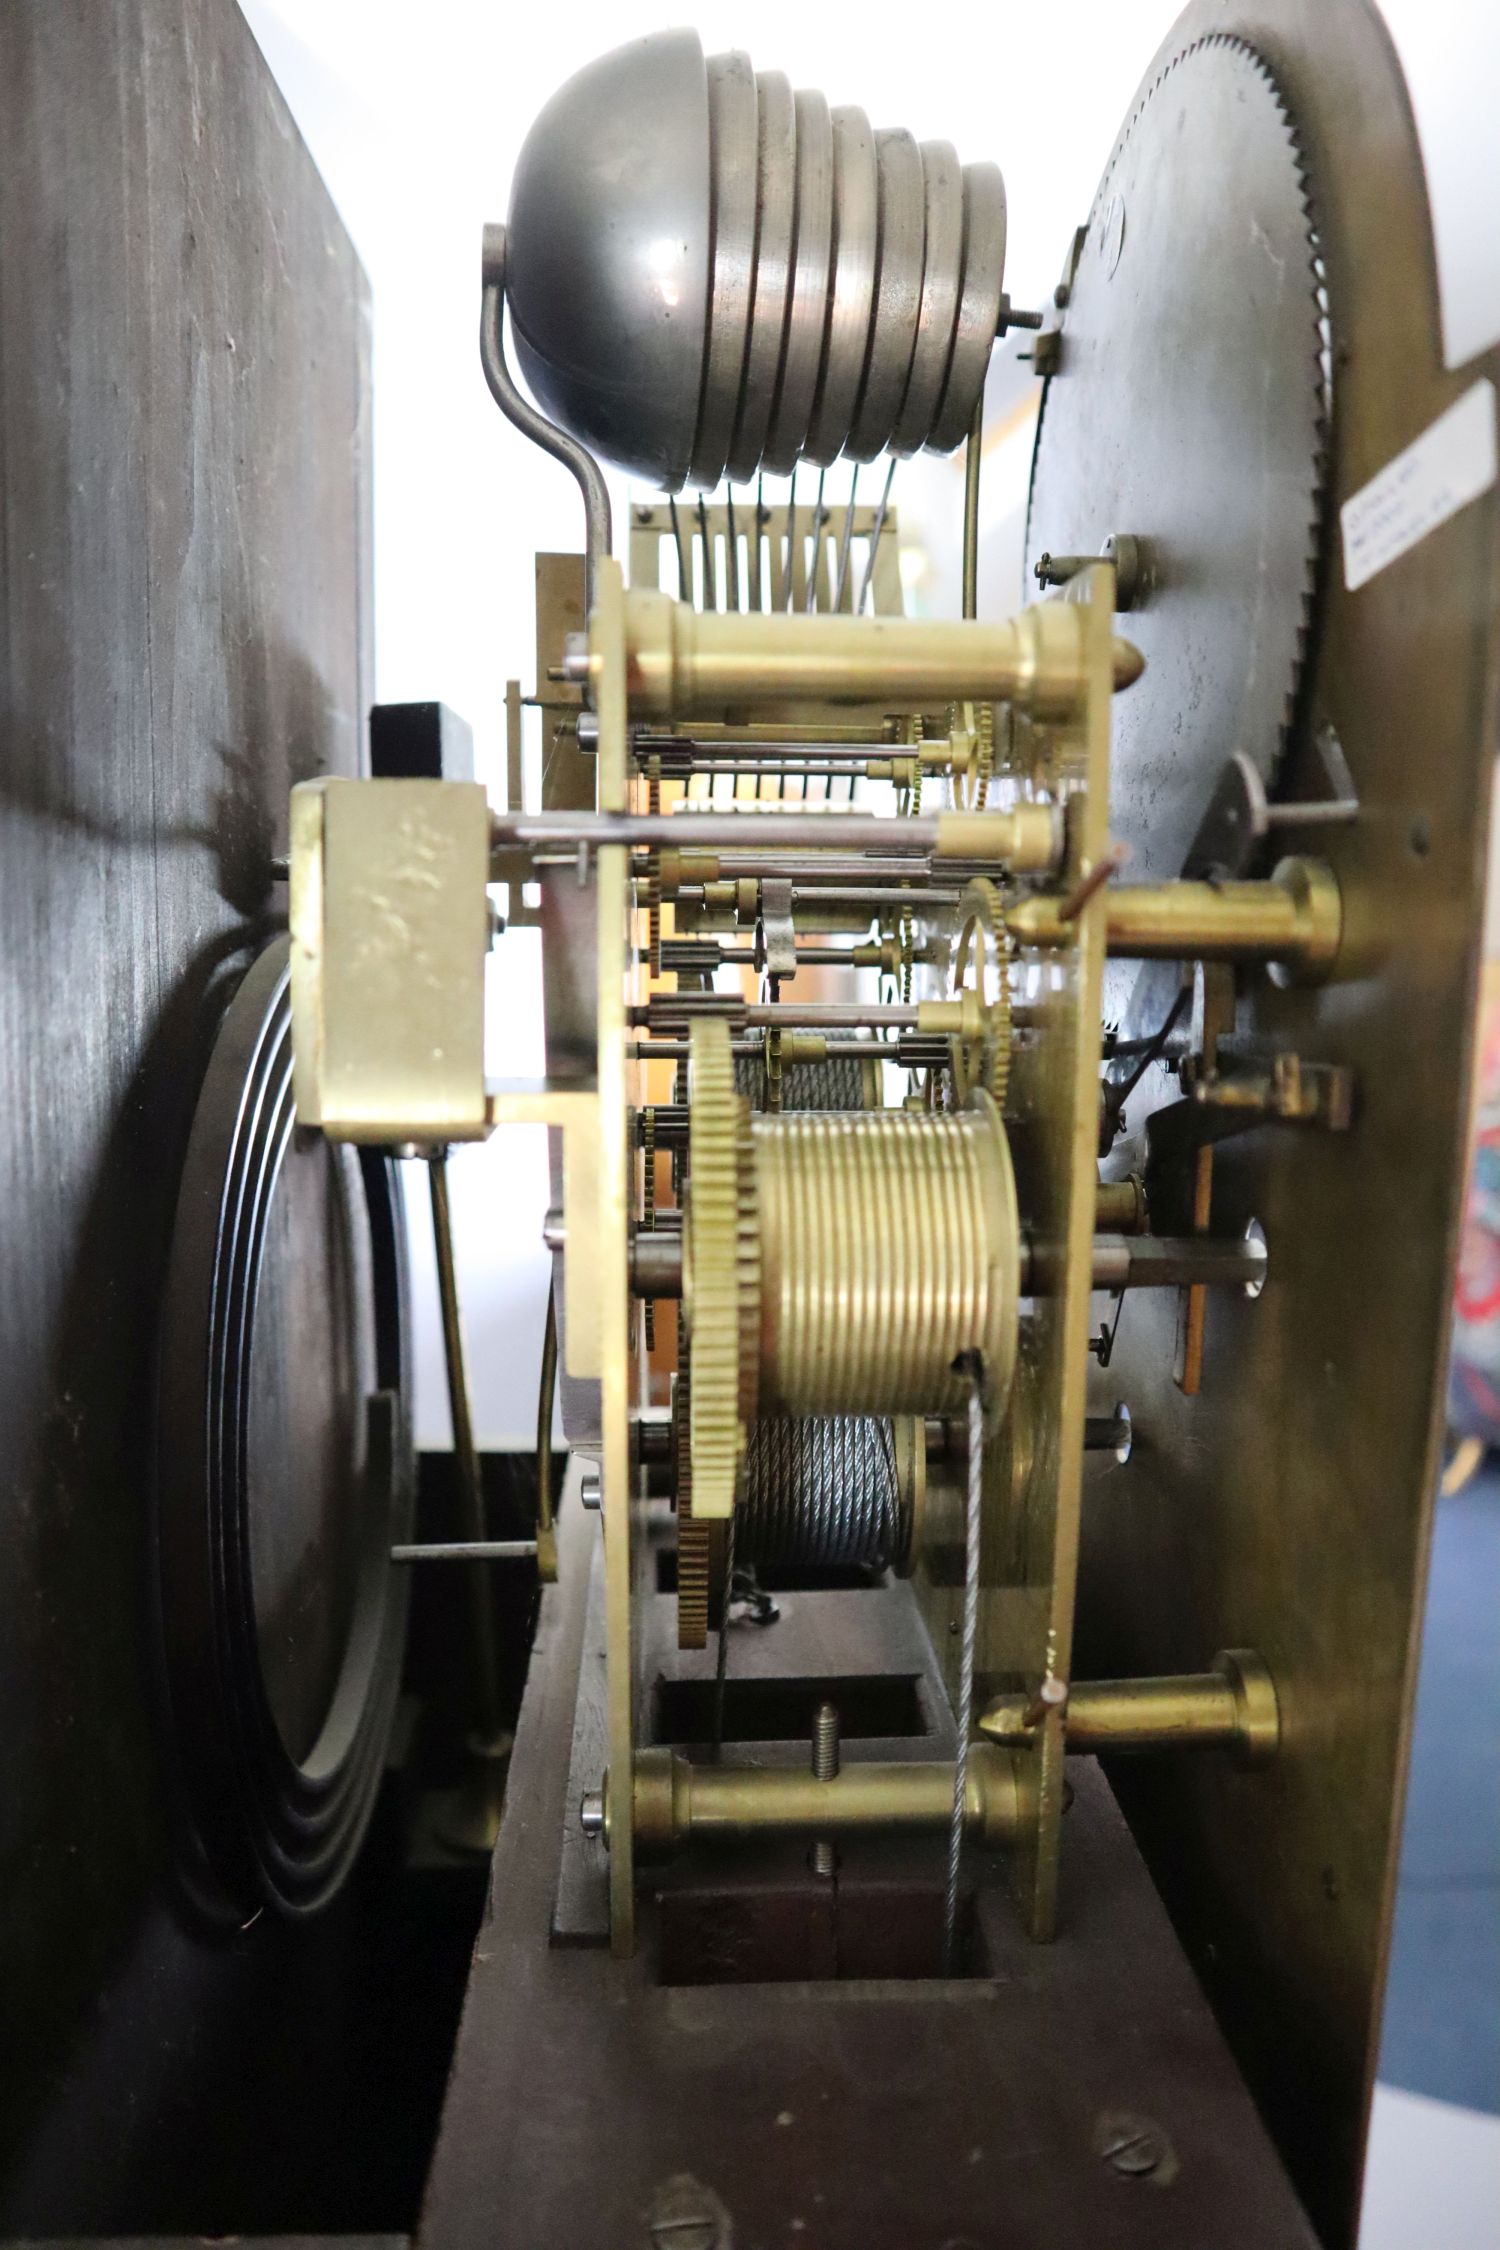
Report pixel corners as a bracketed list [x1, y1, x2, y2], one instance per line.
[949, 876, 1013, 1109]
[673, 1348, 712, 1650]
[684, 1021, 759, 1519]
[949, 700, 994, 812]
[1025, 32, 1328, 930]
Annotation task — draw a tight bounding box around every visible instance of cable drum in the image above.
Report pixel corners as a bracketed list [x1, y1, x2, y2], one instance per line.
[730, 1038, 910, 1576]
[752, 1098, 1021, 1421]
[733, 1051, 877, 1112]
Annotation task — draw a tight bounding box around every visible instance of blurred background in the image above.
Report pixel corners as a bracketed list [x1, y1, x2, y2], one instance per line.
[236, 4, 1499, 2240]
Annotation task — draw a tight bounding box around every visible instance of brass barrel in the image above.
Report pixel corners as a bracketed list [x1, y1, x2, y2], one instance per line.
[752, 1096, 1020, 1418]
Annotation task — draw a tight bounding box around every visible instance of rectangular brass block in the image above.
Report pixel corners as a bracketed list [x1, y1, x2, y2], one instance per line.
[290, 776, 491, 1143]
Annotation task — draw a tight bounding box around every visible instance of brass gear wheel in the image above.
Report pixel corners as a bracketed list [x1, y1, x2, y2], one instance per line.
[1025, 33, 1329, 902]
[949, 877, 1013, 1108]
[673, 1345, 720, 1651]
[948, 701, 994, 811]
[684, 1020, 759, 1520]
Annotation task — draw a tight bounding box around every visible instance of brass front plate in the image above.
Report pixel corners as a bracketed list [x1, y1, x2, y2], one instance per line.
[915, 565, 1114, 1939]
[591, 557, 648, 1955]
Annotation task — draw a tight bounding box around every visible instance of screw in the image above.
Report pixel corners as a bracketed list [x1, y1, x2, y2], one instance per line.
[810, 1700, 840, 1880]
[647, 2175, 728, 2249]
[580, 1471, 602, 1512]
[580, 1789, 605, 1839]
[1095, 2112, 1173, 2180]
[996, 295, 1045, 333]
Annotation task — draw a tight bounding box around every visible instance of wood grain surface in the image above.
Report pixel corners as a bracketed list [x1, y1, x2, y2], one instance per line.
[0, 0, 377, 2226]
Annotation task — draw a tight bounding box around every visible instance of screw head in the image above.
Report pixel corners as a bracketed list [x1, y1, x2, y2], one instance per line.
[1093, 2110, 1175, 2182]
[647, 2174, 729, 2249]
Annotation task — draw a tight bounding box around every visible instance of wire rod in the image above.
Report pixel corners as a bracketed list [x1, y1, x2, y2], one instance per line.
[804, 467, 827, 613]
[428, 1152, 506, 1747]
[833, 465, 860, 613]
[479, 232, 610, 612]
[856, 457, 898, 616]
[392, 1541, 539, 1562]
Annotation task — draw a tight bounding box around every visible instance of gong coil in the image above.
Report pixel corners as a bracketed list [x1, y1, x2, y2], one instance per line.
[154, 940, 413, 1920]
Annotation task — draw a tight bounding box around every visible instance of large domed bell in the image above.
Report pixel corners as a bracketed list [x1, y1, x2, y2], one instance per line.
[505, 30, 1007, 489]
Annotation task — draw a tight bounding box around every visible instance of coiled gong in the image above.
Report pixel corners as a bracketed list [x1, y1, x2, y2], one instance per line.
[154, 940, 413, 1920]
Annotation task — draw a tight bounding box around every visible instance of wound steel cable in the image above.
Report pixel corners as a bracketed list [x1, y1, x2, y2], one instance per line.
[944, 1351, 985, 1972]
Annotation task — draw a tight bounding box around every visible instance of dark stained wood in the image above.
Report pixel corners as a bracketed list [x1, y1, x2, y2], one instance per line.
[0, 0, 385, 2228]
[3, 2240, 407, 2250]
[553, 1527, 613, 1940]
[556, 1526, 961, 1944]
[420, 1496, 1319, 2250]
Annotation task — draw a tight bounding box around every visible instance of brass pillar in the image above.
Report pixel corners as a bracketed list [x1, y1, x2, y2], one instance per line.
[610, 587, 1142, 721]
[979, 1650, 1279, 1767]
[1007, 858, 1342, 982]
[600, 1745, 1022, 1858]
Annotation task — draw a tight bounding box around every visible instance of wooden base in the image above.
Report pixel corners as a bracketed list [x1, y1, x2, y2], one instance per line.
[419, 1489, 1317, 2250]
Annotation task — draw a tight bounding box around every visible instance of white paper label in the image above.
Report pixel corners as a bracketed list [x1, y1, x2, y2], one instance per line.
[1341, 378, 1497, 592]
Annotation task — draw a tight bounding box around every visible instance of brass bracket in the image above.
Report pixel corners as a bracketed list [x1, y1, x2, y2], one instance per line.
[290, 777, 491, 1144]
[1188, 1051, 1357, 1132]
